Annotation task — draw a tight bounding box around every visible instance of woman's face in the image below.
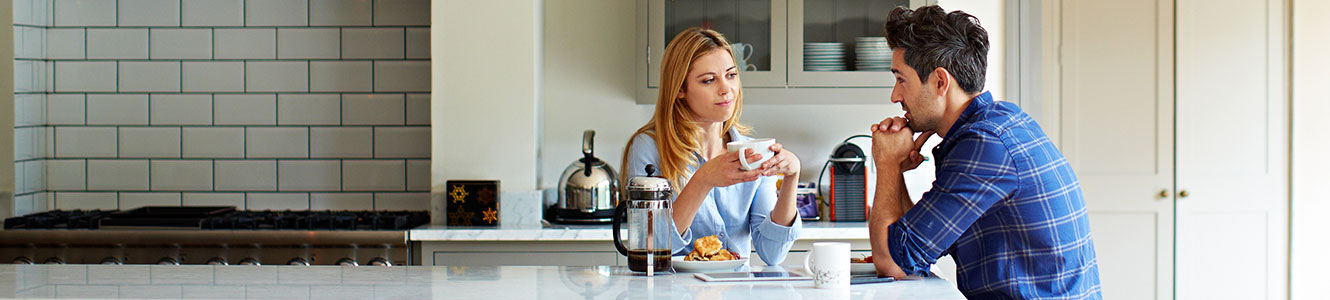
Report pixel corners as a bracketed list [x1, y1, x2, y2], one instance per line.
[678, 48, 740, 124]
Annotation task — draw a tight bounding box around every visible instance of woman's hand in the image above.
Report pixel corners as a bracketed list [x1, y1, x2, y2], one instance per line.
[759, 143, 800, 178]
[693, 149, 766, 189]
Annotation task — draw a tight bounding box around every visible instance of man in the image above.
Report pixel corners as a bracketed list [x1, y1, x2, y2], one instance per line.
[866, 5, 1102, 299]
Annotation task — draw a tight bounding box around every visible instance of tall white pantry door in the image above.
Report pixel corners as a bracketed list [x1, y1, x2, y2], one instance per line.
[1175, 0, 1288, 299]
[1058, 0, 1175, 299]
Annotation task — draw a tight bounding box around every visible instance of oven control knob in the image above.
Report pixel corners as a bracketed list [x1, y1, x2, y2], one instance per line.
[157, 257, 180, 265]
[367, 257, 392, 267]
[206, 257, 229, 265]
[287, 258, 310, 266]
[12, 257, 34, 264]
[335, 258, 359, 266]
[238, 258, 262, 266]
[100, 257, 123, 265]
[43, 257, 66, 264]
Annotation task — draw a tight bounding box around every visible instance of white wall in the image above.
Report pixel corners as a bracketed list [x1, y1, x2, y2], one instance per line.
[1291, 0, 1330, 298]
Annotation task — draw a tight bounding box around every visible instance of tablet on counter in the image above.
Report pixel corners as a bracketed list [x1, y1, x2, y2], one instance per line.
[694, 271, 810, 282]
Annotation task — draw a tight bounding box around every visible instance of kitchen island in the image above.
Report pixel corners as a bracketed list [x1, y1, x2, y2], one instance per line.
[410, 222, 874, 267]
[0, 264, 965, 299]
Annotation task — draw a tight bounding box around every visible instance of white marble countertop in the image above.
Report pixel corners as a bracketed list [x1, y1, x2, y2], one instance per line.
[0, 264, 963, 299]
[409, 221, 871, 241]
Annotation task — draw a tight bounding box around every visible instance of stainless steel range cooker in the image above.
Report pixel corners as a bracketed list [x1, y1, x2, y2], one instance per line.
[0, 206, 429, 266]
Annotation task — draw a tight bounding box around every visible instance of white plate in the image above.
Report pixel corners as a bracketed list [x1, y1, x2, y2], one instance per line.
[850, 263, 878, 275]
[671, 256, 746, 273]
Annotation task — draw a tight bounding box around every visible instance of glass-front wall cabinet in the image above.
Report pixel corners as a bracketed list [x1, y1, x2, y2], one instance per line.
[640, 0, 931, 103]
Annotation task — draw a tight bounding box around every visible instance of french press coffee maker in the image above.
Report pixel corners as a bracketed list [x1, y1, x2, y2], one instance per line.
[613, 164, 674, 275]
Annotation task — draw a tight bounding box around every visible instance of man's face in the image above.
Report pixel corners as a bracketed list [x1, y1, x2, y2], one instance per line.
[679, 49, 740, 124]
[889, 49, 942, 132]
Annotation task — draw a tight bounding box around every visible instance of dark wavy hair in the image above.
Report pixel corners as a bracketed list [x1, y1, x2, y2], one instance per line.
[884, 5, 989, 94]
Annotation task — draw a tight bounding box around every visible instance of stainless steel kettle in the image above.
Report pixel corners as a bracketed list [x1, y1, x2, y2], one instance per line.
[550, 130, 619, 224]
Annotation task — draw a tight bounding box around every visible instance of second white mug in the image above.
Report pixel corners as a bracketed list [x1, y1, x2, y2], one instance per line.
[803, 242, 850, 289]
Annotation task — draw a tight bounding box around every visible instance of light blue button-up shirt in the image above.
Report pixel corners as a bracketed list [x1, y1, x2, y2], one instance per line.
[624, 128, 802, 266]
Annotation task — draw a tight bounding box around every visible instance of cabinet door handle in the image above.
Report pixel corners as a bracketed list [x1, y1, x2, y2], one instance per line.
[1178, 190, 1190, 198]
[1158, 189, 1169, 198]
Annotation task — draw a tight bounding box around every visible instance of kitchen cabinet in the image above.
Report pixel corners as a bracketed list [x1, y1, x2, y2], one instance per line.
[1054, 0, 1287, 299]
[636, 0, 932, 104]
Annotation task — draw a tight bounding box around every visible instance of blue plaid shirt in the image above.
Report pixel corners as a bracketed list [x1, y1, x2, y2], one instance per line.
[888, 92, 1102, 299]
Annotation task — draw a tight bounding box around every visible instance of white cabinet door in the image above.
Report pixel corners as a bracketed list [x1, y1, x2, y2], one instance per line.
[1175, 0, 1288, 299]
[1058, 0, 1174, 299]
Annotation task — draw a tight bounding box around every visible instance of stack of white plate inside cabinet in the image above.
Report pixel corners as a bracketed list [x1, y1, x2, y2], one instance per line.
[804, 42, 846, 71]
[855, 36, 891, 71]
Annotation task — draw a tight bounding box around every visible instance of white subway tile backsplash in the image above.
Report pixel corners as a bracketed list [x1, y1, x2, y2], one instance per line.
[23, 161, 46, 193]
[182, 0, 243, 26]
[118, 0, 180, 26]
[15, 26, 46, 60]
[151, 94, 213, 125]
[246, 127, 309, 158]
[374, 127, 429, 158]
[406, 93, 430, 125]
[15, 128, 37, 161]
[55, 61, 117, 92]
[87, 160, 149, 190]
[214, 28, 276, 59]
[311, 193, 373, 210]
[342, 94, 403, 125]
[246, 0, 309, 26]
[55, 192, 118, 210]
[342, 160, 404, 191]
[309, 127, 372, 158]
[87, 94, 148, 125]
[310, 61, 371, 92]
[55, 0, 116, 26]
[342, 28, 404, 59]
[374, 61, 430, 92]
[278, 160, 341, 191]
[406, 159, 429, 191]
[214, 94, 276, 125]
[151, 160, 213, 191]
[215, 160, 276, 191]
[119, 61, 182, 92]
[277, 94, 340, 125]
[405, 28, 430, 59]
[182, 128, 245, 158]
[246, 61, 309, 92]
[245, 193, 309, 210]
[86, 29, 148, 59]
[46, 94, 86, 125]
[47, 159, 87, 191]
[374, 193, 429, 210]
[55, 127, 117, 158]
[310, 0, 371, 26]
[16, 94, 46, 127]
[182, 62, 245, 92]
[277, 28, 339, 59]
[151, 29, 212, 59]
[183, 193, 245, 207]
[119, 192, 182, 208]
[13, 60, 44, 93]
[47, 28, 86, 59]
[374, 0, 429, 26]
[119, 127, 181, 158]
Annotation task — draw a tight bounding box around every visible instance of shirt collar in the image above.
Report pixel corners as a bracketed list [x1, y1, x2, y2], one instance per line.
[933, 91, 993, 157]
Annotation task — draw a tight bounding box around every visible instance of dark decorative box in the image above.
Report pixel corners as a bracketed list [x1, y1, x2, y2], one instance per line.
[445, 180, 501, 227]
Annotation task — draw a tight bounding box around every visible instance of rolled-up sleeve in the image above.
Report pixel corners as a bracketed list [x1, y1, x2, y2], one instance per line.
[887, 129, 1016, 275]
[749, 176, 802, 265]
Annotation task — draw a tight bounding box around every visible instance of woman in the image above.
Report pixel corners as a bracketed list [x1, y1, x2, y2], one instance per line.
[620, 27, 802, 266]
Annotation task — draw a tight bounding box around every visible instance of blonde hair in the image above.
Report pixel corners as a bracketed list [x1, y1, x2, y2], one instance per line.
[621, 27, 752, 190]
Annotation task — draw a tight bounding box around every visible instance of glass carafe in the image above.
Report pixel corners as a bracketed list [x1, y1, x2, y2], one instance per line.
[613, 165, 674, 275]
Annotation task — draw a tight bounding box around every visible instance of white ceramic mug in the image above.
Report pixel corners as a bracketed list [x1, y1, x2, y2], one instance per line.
[725, 138, 776, 171]
[803, 242, 850, 289]
[730, 43, 758, 72]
